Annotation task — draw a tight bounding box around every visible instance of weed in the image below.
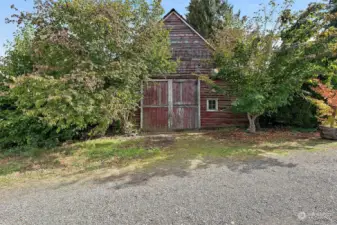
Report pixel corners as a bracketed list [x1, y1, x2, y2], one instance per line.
[0, 129, 335, 188]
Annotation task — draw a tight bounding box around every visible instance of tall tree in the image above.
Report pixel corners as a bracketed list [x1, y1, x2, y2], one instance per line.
[328, 0, 337, 28]
[0, 25, 72, 151]
[260, 0, 337, 129]
[1, 27, 34, 77]
[300, 1, 337, 129]
[213, 0, 321, 133]
[186, 0, 241, 39]
[3, 0, 176, 137]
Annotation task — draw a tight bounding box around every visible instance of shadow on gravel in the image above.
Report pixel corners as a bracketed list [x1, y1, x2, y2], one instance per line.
[226, 157, 297, 174]
[113, 168, 190, 190]
[94, 159, 193, 189]
[93, 155, 297, 190]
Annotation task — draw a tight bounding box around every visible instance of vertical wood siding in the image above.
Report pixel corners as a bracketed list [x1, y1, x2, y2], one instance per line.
[163, 13, 213, 76]
[172, 80, 198, 130]
[142, 81, 169, 131]
[142, 79, 199, 131]
[143, 108, 169, 131]
[143, 82, 168, 106]
[135, 11, 248, 131]
[172, 107, 198, 129]
[200, 80, 248, 128]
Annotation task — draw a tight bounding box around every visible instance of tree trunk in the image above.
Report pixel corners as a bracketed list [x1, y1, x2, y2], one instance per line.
[247, 113, 259, 133]
[256, 116, 261, 131]
[331, 107, 337, 128]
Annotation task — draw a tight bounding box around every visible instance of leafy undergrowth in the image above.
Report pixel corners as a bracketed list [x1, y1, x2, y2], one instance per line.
[0, 129, 336, 188]
[206, 128, 320, 143]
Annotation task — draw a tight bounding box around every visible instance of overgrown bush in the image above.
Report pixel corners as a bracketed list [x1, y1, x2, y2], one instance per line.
[0, 111, 77, 154]
[0, 0, 175, 153]
[261, 95, 318, 128]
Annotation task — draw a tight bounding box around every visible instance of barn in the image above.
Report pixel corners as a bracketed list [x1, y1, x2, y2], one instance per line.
[136, 9, 247, 131]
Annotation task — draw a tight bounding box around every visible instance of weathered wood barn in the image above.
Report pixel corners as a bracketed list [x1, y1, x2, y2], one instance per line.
[136, 9, 247, 131]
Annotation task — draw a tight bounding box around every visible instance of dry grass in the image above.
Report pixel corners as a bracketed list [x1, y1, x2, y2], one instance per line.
[0, 129, 336, 189]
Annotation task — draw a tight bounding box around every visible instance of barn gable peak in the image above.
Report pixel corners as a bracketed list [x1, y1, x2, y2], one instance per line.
[162, 8, 214, 50]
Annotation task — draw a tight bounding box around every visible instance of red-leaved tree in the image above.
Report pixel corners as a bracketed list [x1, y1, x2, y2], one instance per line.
[312, 80, 337, 128]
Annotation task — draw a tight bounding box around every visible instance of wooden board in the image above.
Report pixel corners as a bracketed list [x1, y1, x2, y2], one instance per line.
[172, 80, 198, 130]
[142, 79, 199, 131]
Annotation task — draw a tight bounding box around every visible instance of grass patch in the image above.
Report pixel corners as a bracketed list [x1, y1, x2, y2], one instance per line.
[85, 147, 160, 160]
[0, 162, 23, 176]
[1, 129, 336, 188]
[75, 138, 160, 161]
[167, 136, 260, 159]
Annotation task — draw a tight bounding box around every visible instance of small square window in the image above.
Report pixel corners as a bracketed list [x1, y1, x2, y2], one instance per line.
[207, 99, 218, 111]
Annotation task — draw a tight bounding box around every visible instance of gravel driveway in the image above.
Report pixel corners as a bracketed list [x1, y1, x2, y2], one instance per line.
[1, 149, 337, 225]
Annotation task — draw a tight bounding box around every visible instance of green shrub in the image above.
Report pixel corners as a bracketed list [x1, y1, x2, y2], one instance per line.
[260, 95, 318, 128]
[0, 109, 77, 155]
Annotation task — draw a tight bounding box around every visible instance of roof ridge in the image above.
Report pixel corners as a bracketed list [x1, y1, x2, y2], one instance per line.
[162, 8, 215, 51]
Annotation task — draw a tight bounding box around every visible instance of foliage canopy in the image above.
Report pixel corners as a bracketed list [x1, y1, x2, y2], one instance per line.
[311, 80, 337, 128]
[0, 0, 176, 152]
[213, 0, 325, 132]
[9, 0, 175, 133]
[186, 0, 242, 39]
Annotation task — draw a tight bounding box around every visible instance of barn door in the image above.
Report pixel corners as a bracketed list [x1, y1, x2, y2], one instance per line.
[142, 79, 199, 131]
[172, 80, 198, 130]
[142, 80, 169, 131]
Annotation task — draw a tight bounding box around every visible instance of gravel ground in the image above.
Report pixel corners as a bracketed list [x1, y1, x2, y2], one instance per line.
[1, 150, 337, 225]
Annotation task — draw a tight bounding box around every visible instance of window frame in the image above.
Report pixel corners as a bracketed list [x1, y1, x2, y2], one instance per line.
[206, 98, 218, 112]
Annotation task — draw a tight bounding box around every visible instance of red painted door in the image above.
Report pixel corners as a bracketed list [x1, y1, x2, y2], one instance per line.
[172, 80, 198, 130]
[142, 81, 169, 131]
[142, 79, 199, 131]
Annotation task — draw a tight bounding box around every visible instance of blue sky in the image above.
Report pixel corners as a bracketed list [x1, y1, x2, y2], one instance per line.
[0, 0, 318, 56]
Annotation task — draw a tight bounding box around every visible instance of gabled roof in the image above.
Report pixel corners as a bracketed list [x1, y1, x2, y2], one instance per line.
[162, 8, 215, 50]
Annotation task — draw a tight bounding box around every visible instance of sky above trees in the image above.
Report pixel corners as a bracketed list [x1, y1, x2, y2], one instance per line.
[0, 0, 320, 56]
